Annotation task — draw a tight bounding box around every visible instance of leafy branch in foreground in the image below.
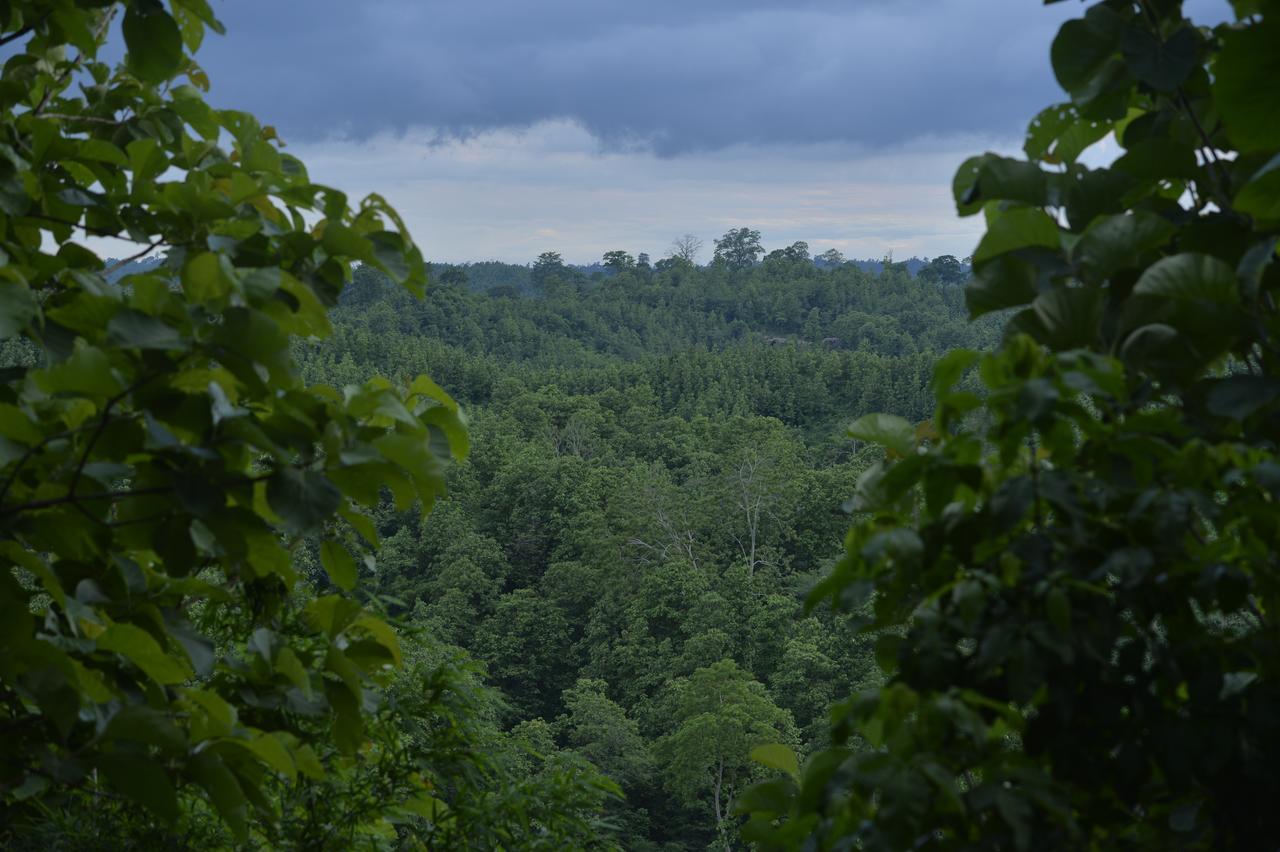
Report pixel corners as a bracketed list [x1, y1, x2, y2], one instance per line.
[742, 1, 1280, 849]
[0, 0, 483, 843]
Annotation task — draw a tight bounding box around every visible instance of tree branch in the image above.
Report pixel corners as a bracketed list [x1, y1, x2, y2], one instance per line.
[104, 239, 166, 275]
[0, 10, 52, 48]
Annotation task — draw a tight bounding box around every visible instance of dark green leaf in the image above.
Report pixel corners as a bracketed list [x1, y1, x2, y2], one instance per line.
[1121, 25, 1198, 91]
[98, 755, 179, 825]
[267, 468, 342, 534]
[1133, 253, 1238, 302]
[106, 308, 186, 350]
[1213, 18, 1280, 152]
[319, 540, 358, 591]
[123, 3, 184, 84]
[0, 281, 36, 338]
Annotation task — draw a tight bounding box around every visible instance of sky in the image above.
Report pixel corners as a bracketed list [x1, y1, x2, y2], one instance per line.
[182, 0, 1230, 265]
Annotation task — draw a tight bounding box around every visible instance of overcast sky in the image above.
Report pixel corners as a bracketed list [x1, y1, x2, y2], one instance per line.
[187, 0, 1230, 264]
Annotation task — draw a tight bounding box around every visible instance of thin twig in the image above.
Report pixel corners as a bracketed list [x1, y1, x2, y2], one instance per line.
[0, 24, 37, 48]
[27, 213, 157, 245]
[1, 485, 175, 515]
[104, 239, 166, 275]
[67, 373, 161, 500]
[32, 112, 121, 126]
[0, 12, 49, 48]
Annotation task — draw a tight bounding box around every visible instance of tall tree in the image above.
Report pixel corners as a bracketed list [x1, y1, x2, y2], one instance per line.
[603, 250, 637, 275]
[714, 228, 764, 271]
[658, 660, 795, 848]
[916, 254, 968, 286]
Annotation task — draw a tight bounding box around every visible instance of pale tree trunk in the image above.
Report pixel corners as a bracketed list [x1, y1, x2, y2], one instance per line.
[713, 755, 732, 851]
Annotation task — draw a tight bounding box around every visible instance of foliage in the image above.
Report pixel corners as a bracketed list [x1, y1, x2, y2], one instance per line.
[655, 660, 796, 848]
[741, 1, 1280, 849]
[0, 2, 616, 847]
[713, 227, 765, 271]
[295, 250, 954, 846]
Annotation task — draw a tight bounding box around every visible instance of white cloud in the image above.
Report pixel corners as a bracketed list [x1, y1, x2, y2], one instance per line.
[291, 121, 1015, 264]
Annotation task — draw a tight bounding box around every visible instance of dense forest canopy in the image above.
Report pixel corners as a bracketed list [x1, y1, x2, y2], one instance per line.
[2, 0, 1278, 850]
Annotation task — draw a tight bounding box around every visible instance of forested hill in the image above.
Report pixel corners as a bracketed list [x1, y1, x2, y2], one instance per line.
[312, 254, 993, 437]
[290, 255, 993, 848]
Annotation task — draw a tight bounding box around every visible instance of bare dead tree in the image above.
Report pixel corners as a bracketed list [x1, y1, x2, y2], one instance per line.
[670, 234, 703, 264]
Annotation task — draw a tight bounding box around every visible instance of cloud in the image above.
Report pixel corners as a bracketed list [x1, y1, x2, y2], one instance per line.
[195, 0, 1096, 154]
[289, 120, 1007, 263]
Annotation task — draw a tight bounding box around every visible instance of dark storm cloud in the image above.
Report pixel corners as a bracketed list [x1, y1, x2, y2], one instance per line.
[195, 0, 1226, 154]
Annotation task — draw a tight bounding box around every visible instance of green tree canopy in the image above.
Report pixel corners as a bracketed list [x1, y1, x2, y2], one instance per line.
[714, 228, 765, 271]
[742, 1, 1280, 848]
[657, 659, 795, 846]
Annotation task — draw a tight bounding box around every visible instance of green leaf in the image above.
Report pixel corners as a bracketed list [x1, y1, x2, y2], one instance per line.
[242, 732, 297, 781]
[1031, 286, 1105, 350]
[97, 623, 192, 684]
[1235, 154, 1280, 223]
[35, 342, 122, 396]
[1133, 253, 1238, 302]
[106, 308, 186, 350]
[0, 282, 36, 338]
[123, 2, 185, 84]
[965, 253, 1043, 318]
[189, 751, 248, 840]
[319, 540, 358, 591]
[1025, 104, 1113, 165]
[103, 705, 187, 755]
[1204, 375, 1280, 420]
[1046, 587, 1072, 634]
[750, 744, 800, 782]
[98, 754, 180, 825]
[875, 633, 903, 673]
[1051, 6, 1124, 94]
[848, 413, 915, 458]
[1073, 211, 1175, 277]
[957, 155, 1051, 212]
[267, 468, 342, 534]
[183, 251, 237, 302]
[973, 208, 1061, 264]
[1121, 25, 1198, 91]
[1213, 17, 1280, 152]
[327, 681, 364, 755]
[931, 349, 980, 394]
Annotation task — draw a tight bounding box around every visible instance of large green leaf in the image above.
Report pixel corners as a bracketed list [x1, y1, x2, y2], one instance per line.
[750, 744, 800, 782]
[267, 468, 342, 534]
[106, 308, 186, 350]
[123, 2, 184, 84]
[0, 282, 36, 339]
[98, 754, 180, 825]
[848, 413, 915, 458]
[1235, 155, 1280, 223]
[958, 155, 1052, 211]
[1051, 6, 1124, 94]
[97, 624, 191, 685]
[1132, 253, 1238, 302]
[1073, 211, 1176, 278]
[973, 208, 1061, 264]
[319, 539, 358, 591]
[1031, 286, 1105, 350]
[1213, 18, 1280, 152]
[1121, 25, 1198, 92]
